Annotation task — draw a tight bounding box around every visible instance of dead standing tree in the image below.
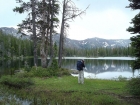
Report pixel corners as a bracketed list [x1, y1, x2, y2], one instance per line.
[58, 0, 88, 67]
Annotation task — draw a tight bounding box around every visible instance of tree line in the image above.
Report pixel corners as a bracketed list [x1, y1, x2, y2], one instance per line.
[1, 0, 139, 70]
[0, 30, 33, 59]
[65, 46, 134, 57]
[0, 30, 134, 60]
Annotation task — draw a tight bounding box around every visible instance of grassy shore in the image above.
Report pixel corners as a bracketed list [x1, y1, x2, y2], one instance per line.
[1, 75, 139, 105]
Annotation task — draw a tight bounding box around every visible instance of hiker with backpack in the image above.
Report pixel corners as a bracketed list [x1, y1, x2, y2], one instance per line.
[77, 59, 87, 84]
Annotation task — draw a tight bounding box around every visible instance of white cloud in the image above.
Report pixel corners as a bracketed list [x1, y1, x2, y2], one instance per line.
[67, 8, 136, 40]
[0, 0, 138, 40]
[67, 25, 93, 40]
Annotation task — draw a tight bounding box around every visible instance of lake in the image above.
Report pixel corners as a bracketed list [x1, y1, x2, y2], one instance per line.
[0, 57, 139, 79]
[0, 57, 140, 104]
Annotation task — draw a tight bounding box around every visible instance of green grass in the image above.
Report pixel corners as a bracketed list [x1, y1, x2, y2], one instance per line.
[30, 76, 132, 105]
[33, 76, 126, 93]
[0, 75, 136, 105]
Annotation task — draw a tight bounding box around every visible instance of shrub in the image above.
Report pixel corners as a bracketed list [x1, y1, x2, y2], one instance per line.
[0, 75, 34, 89]
[15, 71, 34, 78]
[126, 77, 140, 96]
[57, 68, 71, 77]
[30, 66, 70, 77]
[30, 66, 50, 77]
[118, 75, 127, 81]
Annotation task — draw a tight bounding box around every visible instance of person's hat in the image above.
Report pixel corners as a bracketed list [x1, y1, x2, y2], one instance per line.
[81, 59, 84, 62]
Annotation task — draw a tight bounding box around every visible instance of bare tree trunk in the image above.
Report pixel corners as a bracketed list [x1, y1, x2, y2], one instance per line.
[46, 24, 49, 67]
[40, 37, 46, 67]
[58, 0, 66, 67]
[48, 0, 54, 67]
[58, 21, 64, 67]
[45, 0, 51, 67]
[31, 0, 38, 66]
[40, 0, 47, 68]
[58, 0, 88, 68]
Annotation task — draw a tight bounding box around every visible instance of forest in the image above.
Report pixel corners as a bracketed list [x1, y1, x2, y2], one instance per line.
[0, 1, 140, 104]
[0, 30, 33, 59]
[0, 0, 138, 69]
[0, 30, 134, 60]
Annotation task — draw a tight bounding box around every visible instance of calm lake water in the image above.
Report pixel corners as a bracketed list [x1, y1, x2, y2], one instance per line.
[0, 57, 139, 79]
[63, 57, 139, 79]
[0, 57, 140, 104]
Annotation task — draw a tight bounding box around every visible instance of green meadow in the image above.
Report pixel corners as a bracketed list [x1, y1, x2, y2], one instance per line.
[1, 75, 139, 105]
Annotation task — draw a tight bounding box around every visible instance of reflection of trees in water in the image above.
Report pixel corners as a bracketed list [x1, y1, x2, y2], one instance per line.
[62, 59, 77, 70]
[0, 58, 34, 76]
[0, 59, 20, 75]
[62, 59, 133, 74]
[0, 58, 134, 76]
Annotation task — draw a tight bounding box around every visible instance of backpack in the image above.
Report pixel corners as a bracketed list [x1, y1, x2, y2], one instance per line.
[77, 60, 83, 70]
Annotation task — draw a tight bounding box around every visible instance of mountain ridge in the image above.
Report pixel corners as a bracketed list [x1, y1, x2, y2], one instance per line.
[0, 27, 131, 49]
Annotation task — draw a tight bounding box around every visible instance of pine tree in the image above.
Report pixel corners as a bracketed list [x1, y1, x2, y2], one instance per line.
[14, 0, 59, 68]
[14, 0, 38, 66]
[126, 0, 140, 69]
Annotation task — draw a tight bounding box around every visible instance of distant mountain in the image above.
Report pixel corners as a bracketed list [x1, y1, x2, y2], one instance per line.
[0, 27, 30, 39]
[53, 34, 131, 49]
[0, 27, 131, 49]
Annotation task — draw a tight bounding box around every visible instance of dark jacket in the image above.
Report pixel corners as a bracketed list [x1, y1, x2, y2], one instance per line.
[77, 60, 85, 71]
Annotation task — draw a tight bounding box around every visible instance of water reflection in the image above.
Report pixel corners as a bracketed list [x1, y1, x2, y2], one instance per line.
[0, 57, 140, 104]
[62, 59, 140, 79]
[62, 59, 133, 73]
[0, 92, 32, 105]
[0, 57, 139, 79]
[0, 58, 34, 77]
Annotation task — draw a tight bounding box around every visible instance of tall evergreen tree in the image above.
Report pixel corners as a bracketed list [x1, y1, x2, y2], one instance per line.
[48, 0, 59, 67]
[126, 0, 140, 69]
[14, 0, 38, 66]
[14, 0, 59, 68]
[31, 0, 38, 66]
[126, 0, 140, 10]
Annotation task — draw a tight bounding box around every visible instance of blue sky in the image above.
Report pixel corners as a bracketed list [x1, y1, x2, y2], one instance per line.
[0, 0, 139, 40]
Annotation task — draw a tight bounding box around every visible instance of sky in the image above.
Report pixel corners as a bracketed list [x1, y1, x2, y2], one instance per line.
[0, 0, 139, 40]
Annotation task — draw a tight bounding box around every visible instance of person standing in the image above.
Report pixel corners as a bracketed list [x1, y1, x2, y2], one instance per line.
[77, 59, 85, 84]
